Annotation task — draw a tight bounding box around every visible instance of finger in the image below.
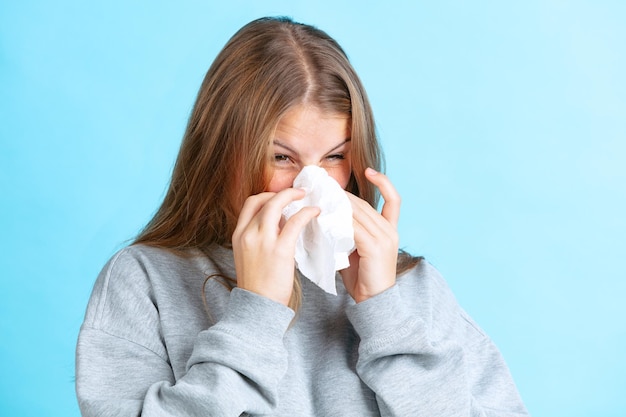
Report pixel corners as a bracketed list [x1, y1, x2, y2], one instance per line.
[279, 206, 321, 246]
[346, 193, 386, 238]
[351, 209, 391, 246]
[236, 188, 305, 233]
[346, 192, 394, 239]
[256, 187, 307, 228]
[352, 210, 399, 263]
[365, 167, 401, 227]
[346, 192, 381, 223]
[234, 192, 277, 235]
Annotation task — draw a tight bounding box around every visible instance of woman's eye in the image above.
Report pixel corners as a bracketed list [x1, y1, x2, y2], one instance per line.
[274, 154, 291, 163]
[326, 153, 345, 161]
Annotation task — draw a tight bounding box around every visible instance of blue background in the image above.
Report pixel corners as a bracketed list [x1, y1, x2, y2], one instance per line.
[1, 1, 625, 416]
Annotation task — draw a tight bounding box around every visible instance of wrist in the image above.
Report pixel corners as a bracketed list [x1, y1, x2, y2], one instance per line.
[353, 279, 395, 303]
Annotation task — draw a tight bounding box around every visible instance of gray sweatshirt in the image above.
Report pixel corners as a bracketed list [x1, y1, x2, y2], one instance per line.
[75, 244, 529, 416]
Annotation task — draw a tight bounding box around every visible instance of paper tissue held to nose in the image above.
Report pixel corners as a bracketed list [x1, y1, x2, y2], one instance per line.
[282, 165, 355, 295]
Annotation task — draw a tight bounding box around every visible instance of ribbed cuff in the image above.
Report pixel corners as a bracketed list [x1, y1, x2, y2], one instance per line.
[214, 288, 295, 341]
[346, 284, 419, 354]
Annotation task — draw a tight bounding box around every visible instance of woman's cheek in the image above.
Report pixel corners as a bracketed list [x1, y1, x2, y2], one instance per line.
[327, 165, 352, 190]
[265, 170, 298, 192]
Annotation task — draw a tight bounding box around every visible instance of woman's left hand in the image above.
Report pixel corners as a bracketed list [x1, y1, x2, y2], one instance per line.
[340, 168, 400, 303]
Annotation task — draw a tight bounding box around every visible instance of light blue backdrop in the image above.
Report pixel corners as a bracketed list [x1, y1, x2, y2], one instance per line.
[1, 1, 624, 416]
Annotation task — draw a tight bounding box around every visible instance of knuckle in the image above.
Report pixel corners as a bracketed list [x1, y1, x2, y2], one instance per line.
[240, 232, 258, 249]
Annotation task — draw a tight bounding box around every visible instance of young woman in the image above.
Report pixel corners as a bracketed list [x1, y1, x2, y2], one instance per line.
[76, 16, 529, 416]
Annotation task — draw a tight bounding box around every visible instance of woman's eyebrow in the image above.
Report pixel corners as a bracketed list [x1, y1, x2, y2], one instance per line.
[272, 140, 296, 154]
[325, 138, 351, 154]
[272, 138, 351, 155]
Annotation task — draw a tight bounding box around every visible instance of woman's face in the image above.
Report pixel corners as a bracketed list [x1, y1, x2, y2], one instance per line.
[265, 104, 352, 192]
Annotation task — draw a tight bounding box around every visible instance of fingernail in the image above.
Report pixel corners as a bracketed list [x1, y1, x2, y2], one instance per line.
[365, 167, 377, 175]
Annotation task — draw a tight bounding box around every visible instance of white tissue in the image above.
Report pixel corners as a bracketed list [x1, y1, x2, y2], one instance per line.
[282, 165, 354, 295]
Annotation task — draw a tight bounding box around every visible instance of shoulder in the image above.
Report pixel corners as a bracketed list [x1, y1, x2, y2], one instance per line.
[397, 259, 490, 341]
[397, 259, 456, 304]
[80, 245, 226, 353]
[105, 244, 195, 272]
[82, 245, 213, 327]
[100, 244, 215, 285]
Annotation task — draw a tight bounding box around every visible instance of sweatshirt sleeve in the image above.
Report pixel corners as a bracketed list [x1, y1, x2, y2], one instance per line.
[345, 263, 529, 417]
[76, 249, 295, 417]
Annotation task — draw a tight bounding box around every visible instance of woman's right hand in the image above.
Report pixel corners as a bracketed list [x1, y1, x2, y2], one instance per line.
[232, 188, 320, 307]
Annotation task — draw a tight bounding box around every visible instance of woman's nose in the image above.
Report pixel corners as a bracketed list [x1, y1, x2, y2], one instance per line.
[299, 162, 323, 170]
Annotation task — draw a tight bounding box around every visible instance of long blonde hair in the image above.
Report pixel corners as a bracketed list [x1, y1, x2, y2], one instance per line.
[134, 17, 419, 309]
